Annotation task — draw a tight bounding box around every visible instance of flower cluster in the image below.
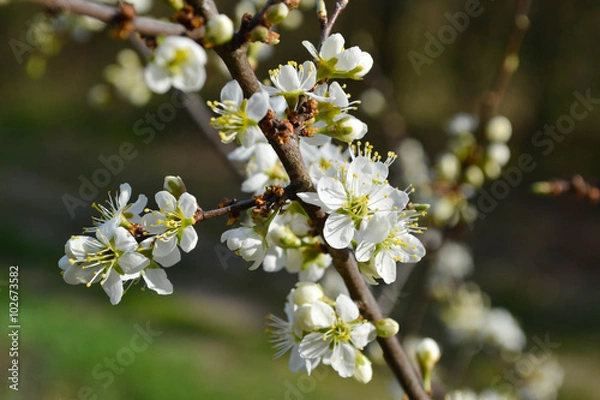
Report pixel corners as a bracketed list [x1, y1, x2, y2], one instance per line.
[58, 177, 199, 304]
[145, 36, 207, 94]
[222, 200, 332, 282]
[299, 143, 426, 284]
[267, 283, 378, 382]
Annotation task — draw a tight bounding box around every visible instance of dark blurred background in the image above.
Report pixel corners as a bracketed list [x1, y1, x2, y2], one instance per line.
[1, 1, 599, 399]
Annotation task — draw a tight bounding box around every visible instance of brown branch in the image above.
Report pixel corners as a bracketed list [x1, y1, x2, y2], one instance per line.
[475, 0, 533, 140]
[532, 175, 600, 204]
[188, 1, 428, 398]
[195, 197, 257, 221]
[27, 0, 204, 39]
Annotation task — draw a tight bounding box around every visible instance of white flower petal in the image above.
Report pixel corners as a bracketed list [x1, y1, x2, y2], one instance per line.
[331, 342, 356, 378]
[155, 191, 177, 213]
[102, 270, 124, 305]
[178, 192, 198, 218]
[114, 227, 139, 252]
[351, 323, 376, 348]
[335, 294, 359, 322]
[144, 63, 171, 94]
[299, 332, 330, 360]
[118, 252, 150, 274]
[221, 79, 243, 104]
[324, 213, 354, 249]
[154, 246, 181, 268]
[317, 177, 347, 211]
[246, 91, 270, 122]
[143, 268, 173, 295]
[321, 33, 345, 60]
[118, 183, 132, 208]
[311, 300, 337, 328]
[127, 194, 148, 216]
[179, 225, 198, 253]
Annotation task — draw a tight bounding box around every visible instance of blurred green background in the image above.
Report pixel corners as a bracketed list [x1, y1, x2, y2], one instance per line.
[1, 1, 599, 399]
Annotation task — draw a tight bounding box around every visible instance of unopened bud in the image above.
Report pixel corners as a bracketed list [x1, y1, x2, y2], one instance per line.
[204, 14, 234, 46]
[438, 152, 461, 181]
[486, 142, 511, 166]
[161, 0, 184, 10]
[269, 225, 301, 248]
[407, 203, 431, 213]
[265, 3, 289, 26]
[464, 165, 485, 187]
[486, 115, 512, 142]
[416, 338, 441, 369]
[416, 337, 441, 394]
[292, 282, 324, 305]
[163, 175, 186, 199]
[353, 352, 373, 384]
[374, 318, 399, 338]
[250, 25, 270, 42]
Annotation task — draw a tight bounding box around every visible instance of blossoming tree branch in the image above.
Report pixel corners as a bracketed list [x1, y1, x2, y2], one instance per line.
[17, 0, 561, 398]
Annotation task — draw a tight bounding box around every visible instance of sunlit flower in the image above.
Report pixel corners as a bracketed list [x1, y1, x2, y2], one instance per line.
[303, 33, 373, 80]
[59, 225, 150, 305]
[298, 143, 406, 249]
[142, 191, 199, 267]
[208, 79, 270, 147]
[87, 183, 147, 232]
[267, 294, 321, 374]
[145, 36, 207, 93]
[355, 210, 426, 284]
[298, 294, 376, 378]
[221, 226, 266, 270]
[241, 143, 289, 194]
[266, 61, 318, 109]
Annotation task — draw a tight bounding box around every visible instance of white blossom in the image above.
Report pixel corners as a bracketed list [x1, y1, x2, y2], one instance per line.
[298, 294, 377, 378]
[303, 33, 373, 80]
[87, 182, 147, 232]
[221, 226, 266, 270]
[59, 225, 149, 305]
[142, 191, 199, 267]
[208, 80, 270, 147]
[298, 144, 409, 250]
[145, 36, 207, 94]
[265, 61, 318, 109]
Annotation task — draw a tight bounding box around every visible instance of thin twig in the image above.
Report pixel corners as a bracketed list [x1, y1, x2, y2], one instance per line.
[195, 197, 257, 221]
[532, 175, 600, 204]
[474, 0, 533, 140]
[317, 0, 348, 50]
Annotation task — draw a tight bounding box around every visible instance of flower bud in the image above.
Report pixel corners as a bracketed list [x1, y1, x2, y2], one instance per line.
[486, 115, 512, 142]
[293, 302, 334, 332]
[353, 352, 373, 384]
[265, 3, 289, 26]
[161, 0, 184, 10]
[250, 25, 270, 43]
[483, 159, 502, 179]
[327, 116, 367, 143]
[269, 224, 302, 248]
[416, 337, 441, 394]
[292, 282, 324, 305]
[464, 165, 485, 187]
[374, 318, 400, 338]
[204, 14, 234, 47]
[163, 175, 187, 199]
[438, 152, 461, 180]
[416, 338, 441, 370]
[486, 142, 511, 166]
